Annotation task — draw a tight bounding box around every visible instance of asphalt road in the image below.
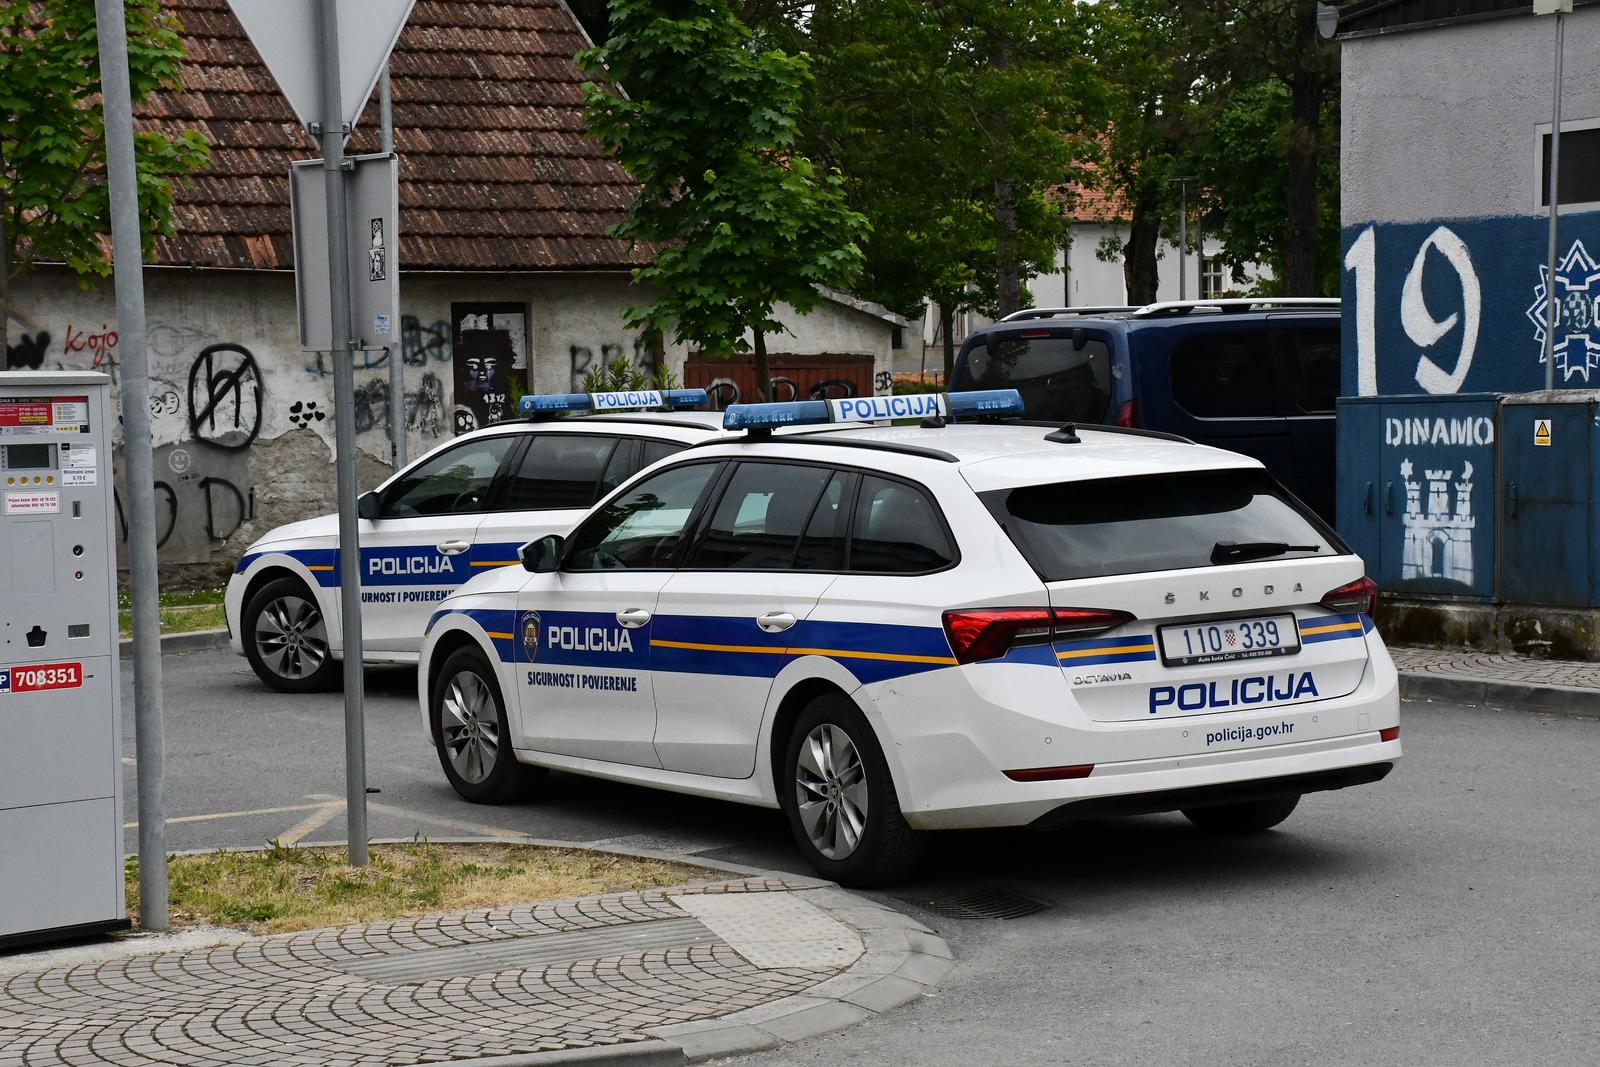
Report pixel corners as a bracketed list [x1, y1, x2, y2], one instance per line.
[125, 647, 1600, 1066]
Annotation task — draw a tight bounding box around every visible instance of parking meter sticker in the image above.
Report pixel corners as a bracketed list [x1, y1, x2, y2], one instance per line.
[0, 662, 83, 694]
[4, 491, 60, 514]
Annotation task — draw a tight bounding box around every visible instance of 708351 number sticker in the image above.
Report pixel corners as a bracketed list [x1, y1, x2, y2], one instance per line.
[0, 662, 83, 694]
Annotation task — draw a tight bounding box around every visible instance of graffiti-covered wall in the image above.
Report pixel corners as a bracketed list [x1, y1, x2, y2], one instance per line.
[1341, 5, 1600, 398]
[3, 268, 893, 582]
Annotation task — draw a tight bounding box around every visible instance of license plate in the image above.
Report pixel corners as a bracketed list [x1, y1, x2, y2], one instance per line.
[1158, 615, 1300, 667]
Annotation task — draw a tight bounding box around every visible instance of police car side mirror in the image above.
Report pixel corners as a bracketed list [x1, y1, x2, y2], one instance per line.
[521, 535, 563, 573]
[357, 491, 382, 521]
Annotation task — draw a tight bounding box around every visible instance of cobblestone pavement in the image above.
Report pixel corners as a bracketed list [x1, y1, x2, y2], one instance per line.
[0, 875, 944, 1067]
[1390, 646, 1600, 689]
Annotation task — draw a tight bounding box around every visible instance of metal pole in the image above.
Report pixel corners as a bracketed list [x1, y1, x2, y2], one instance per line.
[379, 65, 404, 469]
[93, 0, 167, 930]
[1545, 10, 1566, 393]
[319, 0, 369, 866]
[1178, 181, 1188, 301]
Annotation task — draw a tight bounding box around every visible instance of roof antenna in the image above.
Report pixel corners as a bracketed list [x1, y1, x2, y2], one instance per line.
[1046, 422, 1081, 444]
[921, 414, 947, 428]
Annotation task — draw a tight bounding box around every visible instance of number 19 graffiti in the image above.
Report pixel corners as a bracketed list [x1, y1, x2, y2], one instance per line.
[1345, 224, 1482, 397]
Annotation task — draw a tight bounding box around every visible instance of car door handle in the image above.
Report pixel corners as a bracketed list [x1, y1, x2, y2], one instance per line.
[616, 608, 652, 629]
[757, 611, 797, 633]
[437, 540, 471, 555]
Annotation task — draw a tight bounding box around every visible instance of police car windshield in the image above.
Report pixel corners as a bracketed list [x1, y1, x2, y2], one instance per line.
[984, 469, 1338, 582]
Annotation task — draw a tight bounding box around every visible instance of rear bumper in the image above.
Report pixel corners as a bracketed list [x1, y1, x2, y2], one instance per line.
[1026, 760, 1394, 829]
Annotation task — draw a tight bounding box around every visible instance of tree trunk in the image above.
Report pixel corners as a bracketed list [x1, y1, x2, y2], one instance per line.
[940, 302, 956, 382]
[751, 328, 773, 402]
[0, 186, 9, 363]
[1282, 67, 1323, 296]
[1122, 191, 1163, 306]
[991, 37, 1021, 318]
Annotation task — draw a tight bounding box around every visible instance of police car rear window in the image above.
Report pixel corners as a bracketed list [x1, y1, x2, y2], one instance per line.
[958, 334, 1111, 424]
[984, 470, 1338, 582]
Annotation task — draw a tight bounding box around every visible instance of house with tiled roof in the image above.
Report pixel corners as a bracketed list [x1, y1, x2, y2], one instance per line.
[2, 0, 903, 577]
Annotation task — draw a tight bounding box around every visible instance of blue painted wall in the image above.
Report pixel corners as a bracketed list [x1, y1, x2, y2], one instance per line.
[1341, 208, 1600, 398]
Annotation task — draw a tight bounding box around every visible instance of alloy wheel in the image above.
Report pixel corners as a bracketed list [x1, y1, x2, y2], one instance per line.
[794, 723, 869, 860]
[254, 595, 329, 681]
[440, 670, 501, 785]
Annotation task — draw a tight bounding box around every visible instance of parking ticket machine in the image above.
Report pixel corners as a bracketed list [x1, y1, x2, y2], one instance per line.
[0, 371, 127, 946]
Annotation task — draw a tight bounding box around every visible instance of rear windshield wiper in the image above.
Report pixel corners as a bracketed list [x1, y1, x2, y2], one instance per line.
[1211, 540, 1320, 565]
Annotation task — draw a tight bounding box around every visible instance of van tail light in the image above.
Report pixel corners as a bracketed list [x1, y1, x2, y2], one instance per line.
[1115, 399, 1140, 427]
[942, 607, 1135, 665]
[1321, 576, 1378, 616]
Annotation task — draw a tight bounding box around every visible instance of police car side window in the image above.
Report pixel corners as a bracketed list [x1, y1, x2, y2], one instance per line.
[793, 472, 848, 571]
[690, 462, 833, 570]
[564, 462, 718, 571]
[847, 476, 954, 573]
[500, 434, 619, 511]
[380, 436, 518, 518]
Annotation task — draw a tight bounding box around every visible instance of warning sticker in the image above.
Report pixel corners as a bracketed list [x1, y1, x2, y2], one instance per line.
[4, 491, 60, 514]
[1534, 419, 1553, 447]
[0, 662, 84, 695]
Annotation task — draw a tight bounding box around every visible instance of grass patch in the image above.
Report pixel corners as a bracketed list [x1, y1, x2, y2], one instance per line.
[127, 842, 714, 935]
[117, 603, 228, 639]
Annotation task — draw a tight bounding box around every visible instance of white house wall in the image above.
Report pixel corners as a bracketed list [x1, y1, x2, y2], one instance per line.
[4, 269, 891, 579]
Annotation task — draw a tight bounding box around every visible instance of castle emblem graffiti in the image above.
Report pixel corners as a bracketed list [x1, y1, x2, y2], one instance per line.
[1525, 238, 1600, 383]
[1399, 458, 1475, 587]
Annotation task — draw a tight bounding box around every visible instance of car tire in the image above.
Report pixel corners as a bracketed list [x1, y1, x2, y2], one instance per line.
[431, 646, 547, 805]
[780, 691, 926, 887]
[1181, 794, 1301, 834]
[242, 576, 340, 693]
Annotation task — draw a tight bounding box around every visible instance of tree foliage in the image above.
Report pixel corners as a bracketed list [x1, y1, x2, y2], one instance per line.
[0, 0, 209, 351]
[577, 0, 867, 400]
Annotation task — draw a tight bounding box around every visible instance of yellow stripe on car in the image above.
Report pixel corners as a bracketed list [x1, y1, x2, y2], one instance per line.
[650, 638, 956, 666]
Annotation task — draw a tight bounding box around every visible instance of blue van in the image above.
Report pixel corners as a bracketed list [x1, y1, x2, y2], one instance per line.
[947, 299, 1341, 522]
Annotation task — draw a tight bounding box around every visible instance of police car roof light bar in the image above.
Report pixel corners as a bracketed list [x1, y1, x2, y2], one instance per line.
[721, 389, 1024, 433]
[518, 388, 708, 418]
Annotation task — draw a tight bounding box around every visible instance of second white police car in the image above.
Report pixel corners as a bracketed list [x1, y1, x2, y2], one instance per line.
[418, 390, 1400, 885]
[225, 389, 721, 691]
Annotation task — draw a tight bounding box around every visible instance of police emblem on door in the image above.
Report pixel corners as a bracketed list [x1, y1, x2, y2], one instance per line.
[521, 612, 541, 660]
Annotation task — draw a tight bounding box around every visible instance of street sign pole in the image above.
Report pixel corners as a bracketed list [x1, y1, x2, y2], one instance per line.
[317, 0, 369, 867]
[94, 0, 169, 931]
[379, 65, 405, 470]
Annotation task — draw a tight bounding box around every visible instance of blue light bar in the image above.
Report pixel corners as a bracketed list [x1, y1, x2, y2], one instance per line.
[518, 388, 709, 418]
[722, 388, 1025, 432]
[722, 400, 830, 430]
[945, 389, 1024, 419]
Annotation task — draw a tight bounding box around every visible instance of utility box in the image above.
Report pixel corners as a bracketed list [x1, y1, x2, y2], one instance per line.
[0, 372, 127, 947]
[1337, 393, 1499, 601]
[1498, 392, 1600, 609]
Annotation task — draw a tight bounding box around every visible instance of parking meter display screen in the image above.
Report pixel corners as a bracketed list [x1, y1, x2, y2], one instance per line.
[1, 443, 56, 470]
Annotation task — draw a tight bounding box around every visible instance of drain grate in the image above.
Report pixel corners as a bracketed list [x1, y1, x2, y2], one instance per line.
[901, 888, 1052, 921]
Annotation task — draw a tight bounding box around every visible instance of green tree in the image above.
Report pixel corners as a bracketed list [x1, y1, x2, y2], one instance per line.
[577, 0, 867, 401]
[1184, 0, 1339, 296]
[0, 0, 210, 357]
[1087, 0, 1210, 304]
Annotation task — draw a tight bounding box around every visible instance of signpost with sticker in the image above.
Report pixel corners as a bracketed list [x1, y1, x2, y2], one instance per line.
[228, 0, 419, 868]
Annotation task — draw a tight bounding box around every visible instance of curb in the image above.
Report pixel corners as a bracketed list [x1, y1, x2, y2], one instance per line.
[138, 837, 953, 1066]
[119, 627, 231, 655]
[1400, 670, 1600, 718]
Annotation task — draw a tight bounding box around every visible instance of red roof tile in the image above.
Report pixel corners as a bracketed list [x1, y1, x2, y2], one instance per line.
[142, 0, 649, 272]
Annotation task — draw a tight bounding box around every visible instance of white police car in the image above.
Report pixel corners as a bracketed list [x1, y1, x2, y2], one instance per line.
[225, 390, 723, 691]
[417, 390, 1400, 885]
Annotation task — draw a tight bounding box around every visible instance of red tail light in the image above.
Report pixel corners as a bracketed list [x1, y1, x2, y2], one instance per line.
[1115, 399, 1140, 427]
[1379, 726, 1400, 742]
[1321, 576, 1378, 616]
[1004, 764, 1094, 782]
[942, 607, 1134, 665]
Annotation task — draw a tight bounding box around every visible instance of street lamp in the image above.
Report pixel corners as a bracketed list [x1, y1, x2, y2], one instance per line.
[1536, 0, 1571, 392]
[1169, 175, 1199, 300]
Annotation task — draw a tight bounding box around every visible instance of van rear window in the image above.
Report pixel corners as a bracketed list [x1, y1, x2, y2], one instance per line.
[958, 335, 1111, 423]
[983, 470, 1340, 581]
